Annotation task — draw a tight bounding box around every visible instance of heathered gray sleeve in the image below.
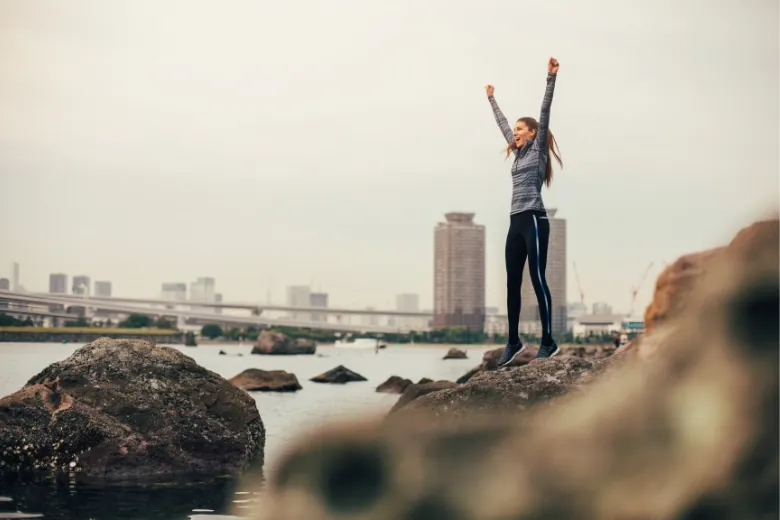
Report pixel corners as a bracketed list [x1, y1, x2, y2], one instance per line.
[488, 95, 514, 147]
[536, 72, 557, 150]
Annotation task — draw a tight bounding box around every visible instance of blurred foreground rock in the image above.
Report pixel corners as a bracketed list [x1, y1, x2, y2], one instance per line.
[0, 338, 265, 483]
[250, 217, 779, 520]
[442, 348, 467, 359]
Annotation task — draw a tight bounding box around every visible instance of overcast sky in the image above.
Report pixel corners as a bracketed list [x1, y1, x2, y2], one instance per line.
[1, 0, 777, 315]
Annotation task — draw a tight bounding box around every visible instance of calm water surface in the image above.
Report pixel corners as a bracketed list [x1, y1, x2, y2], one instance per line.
[0, 342, 491, 519]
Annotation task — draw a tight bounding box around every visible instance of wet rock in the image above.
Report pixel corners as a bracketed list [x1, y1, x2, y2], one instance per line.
[375, 376, 412, 394]
[310, 365, 367, 384]
[442, 348, 467, 360]
[389, 381, 458, 413]
[251, 331, 316, 355]
[219, 350, 227, 355]
[230, 369, 302, 392]
[0, 338, 265, 483]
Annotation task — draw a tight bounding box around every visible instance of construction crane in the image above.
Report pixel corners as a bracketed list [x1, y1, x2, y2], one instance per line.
[629, 262, 655, 316]
[573, 261, 586, 307]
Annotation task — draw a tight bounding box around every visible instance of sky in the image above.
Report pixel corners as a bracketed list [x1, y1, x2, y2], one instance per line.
[1, 0, 778, 315]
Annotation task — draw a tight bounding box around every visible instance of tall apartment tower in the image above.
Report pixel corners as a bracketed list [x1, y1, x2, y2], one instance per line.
[518, 208, 567, 336]
[49, 273, 68, 294]
[433, 212, 486, 330]
[72, 275, 91, 295]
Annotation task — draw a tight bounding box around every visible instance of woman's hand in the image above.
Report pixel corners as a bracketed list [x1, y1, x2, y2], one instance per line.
[484, 84, 495, 97]
[548, 57, 559, 74]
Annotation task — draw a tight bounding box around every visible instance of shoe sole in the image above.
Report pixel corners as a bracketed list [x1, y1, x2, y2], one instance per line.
[498, 345, 527, 367]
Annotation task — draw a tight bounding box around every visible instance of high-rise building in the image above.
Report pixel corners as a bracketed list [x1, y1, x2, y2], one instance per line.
[72, 275, 91, 295]
[310, 292, 328, 322]
[49, 273, 68, 294]
[94, 281, 112, 298]
[12, 262, 19, 292]
[433, 212, 486, 330]
[286, 285, 311, 321]
[214, 293, 223, 314]
[162, 283, 187, 301]
[0, 278, 9, 291]
[161, 283, 187, 309]
[190, 277, 215, 303]
[518, 208, 567, 336]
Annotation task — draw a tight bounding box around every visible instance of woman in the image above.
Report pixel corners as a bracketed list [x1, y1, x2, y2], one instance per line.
[486, 57, 563, 366]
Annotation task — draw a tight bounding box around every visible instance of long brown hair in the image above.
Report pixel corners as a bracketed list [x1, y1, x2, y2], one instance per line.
[504, 117, 563, 187]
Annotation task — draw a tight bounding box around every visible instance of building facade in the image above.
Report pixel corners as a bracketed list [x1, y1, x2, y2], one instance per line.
[49, 273, 68, 294]
[94, 281, 112, 298]
[0, 278, 9, 291]
[161, 282, 187, 302]
[12, 262, 19, 292]
[518, 208, 567, 336]
[190, 277, 215, 303]
[310, 292, 328, 322]
[72, 275, 91, 295]
[433, 212, 486, 330]
[286, 285, 311, 321]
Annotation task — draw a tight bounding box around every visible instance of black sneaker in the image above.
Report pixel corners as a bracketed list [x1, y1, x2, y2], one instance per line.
[536, 342, 560, 359]
[498, 343, 526, 367]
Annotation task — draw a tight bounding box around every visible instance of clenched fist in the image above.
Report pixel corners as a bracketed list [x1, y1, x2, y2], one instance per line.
[548, 57, 559, 74]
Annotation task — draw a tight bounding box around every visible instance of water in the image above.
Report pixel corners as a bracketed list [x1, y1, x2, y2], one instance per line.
[0, 342, 490, 519]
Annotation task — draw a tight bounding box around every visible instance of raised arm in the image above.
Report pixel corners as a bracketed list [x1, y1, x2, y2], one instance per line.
[485, 84, 514, 146]
[536, 57, 559, 150]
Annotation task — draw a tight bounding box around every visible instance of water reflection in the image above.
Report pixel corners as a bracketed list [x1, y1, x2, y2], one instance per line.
[0, 472, 266, 520]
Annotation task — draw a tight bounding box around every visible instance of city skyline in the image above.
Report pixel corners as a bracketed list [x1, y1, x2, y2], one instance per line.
[1, 0, 777, 318]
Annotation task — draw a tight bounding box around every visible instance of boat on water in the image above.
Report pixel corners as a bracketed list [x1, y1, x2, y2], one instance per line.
[334, 338, 380, 349]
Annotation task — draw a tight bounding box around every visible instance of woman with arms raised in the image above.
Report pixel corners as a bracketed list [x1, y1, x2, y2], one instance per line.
[486, 57, 564, 366]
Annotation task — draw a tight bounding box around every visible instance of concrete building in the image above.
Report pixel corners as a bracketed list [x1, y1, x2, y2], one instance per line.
[190, 277, 215, 303]
[573, 313, 626, 336]
[0, 278, 9, 291]
[94, 281, 112, 298]
[286, 285, 311, 321]
[310, 292, 328, 322]
[72, 275, 91, 295]
[49, 273, 68, 294]
[12, 262, 19, 292]
[567, 301, 588, 331]
[518, 208, 567, 336]
[592, 301, 613, 315]
[214, 293, 223, 315]
[433, 212, 486, 331]
[161, 282, 187, 302]
[395, 293, 422, 330]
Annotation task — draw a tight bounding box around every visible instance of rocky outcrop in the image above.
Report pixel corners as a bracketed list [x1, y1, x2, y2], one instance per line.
[389, 381, 458, 413]
[310, 365, 367, 384]
[375, 376, 412, 394]
[252, 218, 779, 520]
[456, 344, 537, 384]
[396, 359, 599, 416]
[251, 330, 316, 355]
[230, 369, 302, 392]
[0, 338, 265, 483]
[442, 348, 467, 360]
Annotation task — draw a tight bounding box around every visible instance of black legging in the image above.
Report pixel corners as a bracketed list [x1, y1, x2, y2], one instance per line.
[505, 210, 554, 346]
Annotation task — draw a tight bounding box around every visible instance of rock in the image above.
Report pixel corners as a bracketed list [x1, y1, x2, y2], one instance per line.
[251, 330, 316, 355]
[229, 369, 302, 392]
[644, 218, 778, 333]
[184, 331, 197, 347]
[310, 365, 367, 384]
[456, 345, 537, 384]
[417, 377, 433, 385]
[400, 359, 598, 416]
[0, 338, 265, 483]
[375, 376, 412, 394]
[219, 349, 227, 355]
[247, 218, 780, 520]
[442, 348, 467, 360]
[389, 381, 458, 413]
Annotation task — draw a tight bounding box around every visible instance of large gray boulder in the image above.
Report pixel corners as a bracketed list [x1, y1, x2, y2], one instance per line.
[0, 338, 265, 482]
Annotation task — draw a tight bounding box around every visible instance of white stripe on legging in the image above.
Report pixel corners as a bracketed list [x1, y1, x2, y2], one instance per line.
[532, 215, 552, 336]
